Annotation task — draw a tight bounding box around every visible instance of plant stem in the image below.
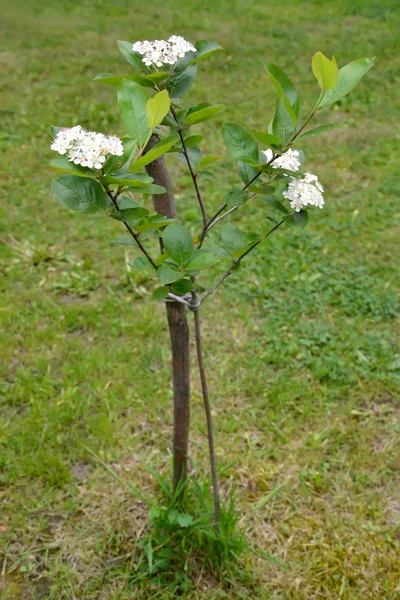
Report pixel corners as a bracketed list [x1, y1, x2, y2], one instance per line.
[171, 107, 207, 229]
[105, 188, 157, 270]
[204, 192, 258, 236]
[201, 219, 284, 303]
[199, 154, 280, 247]
[198, 203, 227, 248]
[284, 95, 323, 147]
[192, 305, 221, 532]
[243, 169, 263, 191]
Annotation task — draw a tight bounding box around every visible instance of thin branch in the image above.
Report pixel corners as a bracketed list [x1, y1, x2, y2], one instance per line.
[171, 107, 207, 228]
[192, 300, 221, 531]
[201, 219, 284, 304]
[204, 192, 257, 236]
[105, 188, 158, 270]
[243, 169, 263, 191]
[198, 203, 227, 248]
[285, 95, 323, 147]
[199, 154, 281, 247]
[206, 205, 238, 231]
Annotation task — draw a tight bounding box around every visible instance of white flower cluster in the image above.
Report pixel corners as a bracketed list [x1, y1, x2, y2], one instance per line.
[283, 172, 325, 212]
[132, 35, 196, 68]
[263, 148, 301, 172]
[51, 126, 124, 169]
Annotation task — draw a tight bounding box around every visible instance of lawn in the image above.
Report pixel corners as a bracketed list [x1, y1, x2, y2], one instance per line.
[1, 0, 399, 598]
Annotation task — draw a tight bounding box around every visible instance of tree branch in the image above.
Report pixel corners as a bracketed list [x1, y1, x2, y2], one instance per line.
[171, 107, 207, 229]
[105, 188, 158, 270]
[199, 153, 281, 247]
[285, 95, 323, 147]
[201, 219, 284, 304]
[203, 192, 258, 237]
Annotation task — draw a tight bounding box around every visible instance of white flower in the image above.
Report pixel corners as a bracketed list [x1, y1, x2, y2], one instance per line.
[283, 172, 324, 212]
[51, 126, 124, 170]
[263, 148, 301, 172]
[132, 36, 196, 68]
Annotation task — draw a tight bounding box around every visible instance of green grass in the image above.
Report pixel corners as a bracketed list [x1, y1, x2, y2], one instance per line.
[1, 0, 400, 598]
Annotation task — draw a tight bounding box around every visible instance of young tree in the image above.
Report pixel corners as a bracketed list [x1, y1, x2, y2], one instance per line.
[49, 37, 374, 528]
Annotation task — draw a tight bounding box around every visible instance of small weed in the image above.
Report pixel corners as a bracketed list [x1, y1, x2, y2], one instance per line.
[86, 450, 278, 596]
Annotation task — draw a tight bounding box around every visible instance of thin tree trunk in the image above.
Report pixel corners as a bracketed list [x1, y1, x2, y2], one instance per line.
[145, 135, 190, 494]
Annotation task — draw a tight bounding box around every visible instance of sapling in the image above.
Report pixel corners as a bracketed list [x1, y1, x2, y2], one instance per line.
[49, 37, 374, 530]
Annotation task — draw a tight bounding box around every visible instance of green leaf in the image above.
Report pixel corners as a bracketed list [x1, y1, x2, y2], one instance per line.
[251, 131, 281, 148]
[111, 237, 136, 246]
[185, 102, 208, 114]
[184, 134, 204, 148]
[129, 256, 153, 271]
[146, 90, 171, 129]
[146, 71, 169, 82]
[118, 79, 151, 147]
[237, 161, 258, 185]
[221, 223, 245, 255]
[272, 167, 302, 178]
[167, 65, 197, 98]
[163, 223, 194, 266]
[49, 157, 95, 178]
[197, 171, 215, 181]
[226, 188, 248, 207]
[222, 123, 259, 166]
[173, 108, 190, 127]
[129, 135, 179, 170]
[272, 99, 295, 146]
[191, 40, 223, 63]
[171, 278, 193, 295]
[177, 513, 193, 528]
[152, 286, 169, 300]
[283, 210, 308, 228]
[117, 41, 147, 71]
[136, 216, 176, 233]
[111, 207, 149, 221]
[197, 155, 221, 169]
[169, 52, 196, 77]
[157, 265, 184, 285]
[221, 224, 260, 258]
[263, 62, 298, 126]
[234, 233, 260, 258]
[49, 125, 65, 138]
[117, 196, 140, 209]
[93, 73, 154, 88]
[311, 52, 338, 93]
[263, 195, 289, 214]
[51, 175, 110, 214]
[103, 138, 137, 175]
[299, 123, 347, 141]
[184, 104, 225, 126]
[318, 57, 375, 109]
[166, 509, 179, 524]
[185, 250, 219, 270]
[104, 174, 153, 187]
[155, 252, 168, 266]
[128, 184, 167, 195]
[247, 184, 275, 195]
[176, 146, 202, 169]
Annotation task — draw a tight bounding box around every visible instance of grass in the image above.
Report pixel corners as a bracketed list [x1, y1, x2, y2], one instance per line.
[1, 0, 400, 597]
